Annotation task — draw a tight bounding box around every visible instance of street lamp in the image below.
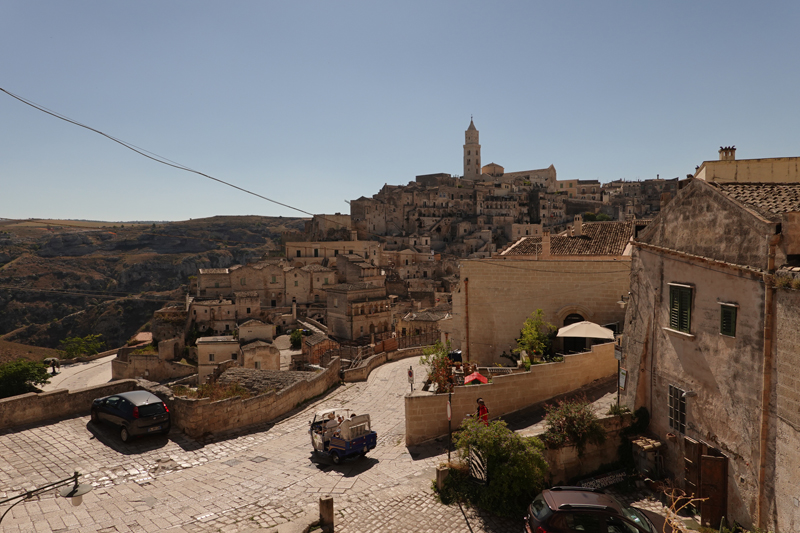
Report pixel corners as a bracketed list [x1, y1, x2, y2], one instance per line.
[0, 471, 92, 525]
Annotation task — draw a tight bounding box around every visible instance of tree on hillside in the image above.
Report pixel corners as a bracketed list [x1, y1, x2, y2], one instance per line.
[0, 359, 51, 399]
[514, 309, 557, 361]
[58, 333, 104, 359]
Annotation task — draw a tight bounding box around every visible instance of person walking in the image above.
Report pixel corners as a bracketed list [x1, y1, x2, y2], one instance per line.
[476, 397, 489, 425]
[408, 366, 414, 392]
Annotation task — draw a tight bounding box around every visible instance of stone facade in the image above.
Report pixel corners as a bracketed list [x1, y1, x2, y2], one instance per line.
[196, 336, 241, 383]
[326, 283, 391, 341]
[620, 177, 800, 530]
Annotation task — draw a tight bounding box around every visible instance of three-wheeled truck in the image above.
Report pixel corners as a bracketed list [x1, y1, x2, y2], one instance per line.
[309, 408, 377, 464]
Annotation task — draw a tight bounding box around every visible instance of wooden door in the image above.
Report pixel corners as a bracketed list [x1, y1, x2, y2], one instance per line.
[700, 452, 728, 528]
[683, 436, 702, 498]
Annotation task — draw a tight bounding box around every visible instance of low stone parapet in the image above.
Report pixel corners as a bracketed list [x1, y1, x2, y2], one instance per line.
[342, 346, 427, 382]
[404, 342, 618, 446]
[169, 357, 341, 439]
[0, 380, 140, 430]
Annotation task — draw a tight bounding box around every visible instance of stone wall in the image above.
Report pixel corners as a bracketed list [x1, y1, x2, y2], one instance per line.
[0, 380, 140, 430]
[112, 354, 197, 382]
[169, 358, 341, 439]
[543, 414, 631, 484]
[342, 346, 426, 382]
[773, 289, 800, 531]
[404, 342, 617, 445]
[454, 259, 629, 365]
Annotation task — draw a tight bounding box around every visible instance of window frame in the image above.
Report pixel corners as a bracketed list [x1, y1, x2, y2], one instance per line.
[719, 303, 738, 337]
[668, 384, 686, 433]
[668, 284, 693, 334]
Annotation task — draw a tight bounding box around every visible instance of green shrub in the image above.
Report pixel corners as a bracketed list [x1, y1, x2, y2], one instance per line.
[540, 397, 606, 456]
[290, 329, 303, 349]
[0, 359, 51, 399]
[438, 418, 548, 518]
[419, 341, 453, 394]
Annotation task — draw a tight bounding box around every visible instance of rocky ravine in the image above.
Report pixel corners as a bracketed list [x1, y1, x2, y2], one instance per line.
[0, 216, 306, 350]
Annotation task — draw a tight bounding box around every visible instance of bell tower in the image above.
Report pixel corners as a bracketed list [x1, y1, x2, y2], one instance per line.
[463, 117, 481, 180]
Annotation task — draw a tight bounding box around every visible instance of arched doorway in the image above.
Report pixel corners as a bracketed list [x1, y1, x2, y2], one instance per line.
[563, 313, 585, 354]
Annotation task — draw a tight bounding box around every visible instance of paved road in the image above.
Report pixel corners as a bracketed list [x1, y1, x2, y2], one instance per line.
[1, 358, 508, 532]
[0, 359, 668, 532]
[40, 355, 116, 392]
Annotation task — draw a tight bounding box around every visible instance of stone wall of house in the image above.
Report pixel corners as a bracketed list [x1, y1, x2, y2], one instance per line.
[404, 342, 617, 445]
[621, 245, 767, 528]
[454, 259, 629, 365]
[169, 358, 341, 439]
[544, 414, 631, 484]
[0, 380, 140, 430]
[773, 288, 800, 532]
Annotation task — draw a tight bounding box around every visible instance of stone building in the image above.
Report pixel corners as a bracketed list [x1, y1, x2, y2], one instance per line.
[444, 216, 643, 365]
[326, 282, 391, 341]
[240, 340, 280, 371]
[620, 177, 800, 530]
[196, 336, 241, 383]
[695, 146, 800, 184]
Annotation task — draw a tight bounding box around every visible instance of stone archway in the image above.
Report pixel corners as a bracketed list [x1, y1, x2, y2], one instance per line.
[556, 305, 592, 355]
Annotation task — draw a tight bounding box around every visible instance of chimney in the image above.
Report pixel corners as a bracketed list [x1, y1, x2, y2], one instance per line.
[573, 214, 583, 237]
[350, 230, 358, 241]
[719, 145, 736, 161]
[541, 231, 550, 257]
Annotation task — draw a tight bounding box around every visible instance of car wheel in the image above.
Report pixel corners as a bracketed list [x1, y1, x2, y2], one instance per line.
[90, 409, 99, 423]
[359, 450, 367, 458]
[331, 452, 341, 465]
[120, 426, 130, 443]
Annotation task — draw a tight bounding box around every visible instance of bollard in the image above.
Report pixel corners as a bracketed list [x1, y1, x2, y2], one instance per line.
[319, 495, 334, 532]
[436, 464, 450, 491]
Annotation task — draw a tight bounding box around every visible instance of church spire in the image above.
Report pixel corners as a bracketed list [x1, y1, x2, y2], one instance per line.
[463, 118, 481, 180]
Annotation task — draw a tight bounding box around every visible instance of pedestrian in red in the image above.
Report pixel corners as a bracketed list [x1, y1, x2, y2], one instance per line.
[476, 398, 489, 425]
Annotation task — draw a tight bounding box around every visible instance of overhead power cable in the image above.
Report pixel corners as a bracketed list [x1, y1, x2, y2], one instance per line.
[0, 87, 315, 218]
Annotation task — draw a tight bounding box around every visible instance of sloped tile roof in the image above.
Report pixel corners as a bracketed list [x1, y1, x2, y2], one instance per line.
[716, 183, 800, 221]
[502, 221, 639, 256]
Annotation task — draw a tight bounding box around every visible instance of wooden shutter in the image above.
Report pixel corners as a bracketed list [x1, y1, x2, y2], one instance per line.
[720, 305, 736, 337]
[670, 287, 680, 330]
[678, 288, 692, 333]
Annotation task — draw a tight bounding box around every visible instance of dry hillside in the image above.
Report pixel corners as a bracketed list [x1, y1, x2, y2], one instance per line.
[0, 216, 305, 356]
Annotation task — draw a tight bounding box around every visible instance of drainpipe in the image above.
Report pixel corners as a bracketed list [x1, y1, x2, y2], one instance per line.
[757, 232, 780, 529]
[464, 278, 469, 362]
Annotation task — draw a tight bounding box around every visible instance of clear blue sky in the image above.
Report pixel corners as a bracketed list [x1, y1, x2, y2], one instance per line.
[2, 1, 799, 222]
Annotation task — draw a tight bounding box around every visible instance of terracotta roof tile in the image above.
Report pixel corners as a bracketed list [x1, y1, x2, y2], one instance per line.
[501, 221, 640, 256]
[716, 183, 800, 221]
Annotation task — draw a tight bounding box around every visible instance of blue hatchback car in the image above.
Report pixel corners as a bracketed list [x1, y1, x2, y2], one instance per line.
[91, 390, 170, 442]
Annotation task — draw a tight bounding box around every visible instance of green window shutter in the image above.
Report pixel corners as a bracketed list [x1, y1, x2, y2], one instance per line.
[669, 286, 692, 333]
[670, 287, 680, 330]
[678, 288, 692, 333]
[721, 305, 737, 337]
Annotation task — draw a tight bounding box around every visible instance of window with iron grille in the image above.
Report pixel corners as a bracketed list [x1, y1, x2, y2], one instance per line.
[669, 385, 686, 433]
[669, 285, 693, 333]
[720, 304, 737, 337]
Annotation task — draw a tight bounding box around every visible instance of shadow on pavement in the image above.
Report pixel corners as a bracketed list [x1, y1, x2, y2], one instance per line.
[458, 501, 520, 533]
[86, 421, 171, 454]
[308, 452, 379, 477]
[407, 440, 449, 461]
